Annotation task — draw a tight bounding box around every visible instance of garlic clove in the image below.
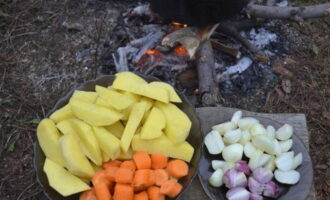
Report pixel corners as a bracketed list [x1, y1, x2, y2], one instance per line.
[244, 142, 257, 158]
[292, 152, 303, 169]
[238, 117, 259, 130]
[239, 130, 251, 145]
[252, 134, 276, 155]
[266, 125, 276, 139]
[276, 124, 293, 141]
[212, 121, 237, 135]
[231, 111, 243, 125]
[208, 168, 224, 187]
[211, 160, 226, 170]
[250, 123, 267, 136]
[279, 139, 293, 152]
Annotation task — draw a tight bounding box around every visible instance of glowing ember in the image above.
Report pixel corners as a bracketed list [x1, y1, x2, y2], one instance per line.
[174, 46, 189, 56]
[193, 88, 200, 95]
[171, 21, 188, 28]
[146, 49, 161, 55]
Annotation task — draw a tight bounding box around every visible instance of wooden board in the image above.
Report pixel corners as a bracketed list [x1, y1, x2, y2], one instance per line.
[181, 106, 315, 200]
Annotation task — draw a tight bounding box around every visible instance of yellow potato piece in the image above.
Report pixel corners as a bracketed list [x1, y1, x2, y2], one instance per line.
[140, 107, 165, 140]
[68, 119, 103, 166]
[59, 134, 95, 178]
[102, 150, 111, 163]
[105, 121, 125, 139]
[140, 97, 154, 112]
[93, 127, 121, 160]
[120, 102, 146, 152]
[132, 134, 194, 162]
[139, 84, 169, 103]
[115, 71, 148, 84]
[37, 119, 65, 166]
[155, 102, 192, 144]
[117, 148, 134, 160]
[70, 99, 123, 126]
[95, 85, 134, 111]
[43, 158, 90, 197]
[149, 82, 182, 103]
[120, 104, 135, 121]
[71, 90, 98, 103]
[119, 91, 141, 102]
[141, 110, 151, 124]
[49, 104, 74, 123]
[112, 75, 144, 95]
[95, 97, 109, 107]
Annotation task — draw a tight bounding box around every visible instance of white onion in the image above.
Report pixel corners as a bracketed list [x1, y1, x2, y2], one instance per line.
[276, 124, 293, 141]
[239, 130, 251, 145]
[275, 151, 294, 171]
[266, 125, 276, 139]
[208, 168, 224, 187]
[204, 130, 225, 155]
[222, 144, 244, 162]
[231, 111, 243, 125]
[212, 121, 237, 135]
[224, 129, 242, 144]
[279, 139, 293, 152]
[264, 156, 275, 172]
[274, 170, 300, 185]
[252, 135, 276, 155]
[250, 123, 267, 136]
[244, 142, 257, 158]
[273, 139, 282, 155]
[238, 117, 259, 130]
[212, 160, 226, 170]
[292, 152, 303, 169]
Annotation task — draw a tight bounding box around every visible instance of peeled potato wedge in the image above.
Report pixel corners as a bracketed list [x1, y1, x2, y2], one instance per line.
[115, 71, 148, 84]
[49, 104, 74, 123]
[43, 158, 90, 196]
[140, 107, 165, 140]
[92, 126, 120, 160]
[59, 134, 95, 178]
[37, 119, 65, 166]
[70, 99, 123, 126]
[149, 81, 182, 103]
[105, 121, 125, 139]
[71, 90, 98, 103]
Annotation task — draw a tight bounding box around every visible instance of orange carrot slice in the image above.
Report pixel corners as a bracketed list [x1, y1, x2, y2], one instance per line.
[120, 160, 136, 172]
[154, 169, 169, 186]
[113, 183, 134, 200]
[115, 167, 134, 184]
[147, 186, 164, 200]
[160, 180, 183, 198]
[133, 191, 148, 200]
[79, 189, 97, 200]
[105, 166, 119, 182]
[133, 151, 151, 169]
[166, 160, 188, 179]
[95, 182, 112, 200]
[103, 160, 122, 169]
[151, 154, 168, 169]
[92, 170, 112, 187]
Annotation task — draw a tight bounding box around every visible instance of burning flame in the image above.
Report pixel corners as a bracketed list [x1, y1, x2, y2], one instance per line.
[174, 46, 188, 56]
[171, 21, 188, 28]
[146, 49, 161, 55]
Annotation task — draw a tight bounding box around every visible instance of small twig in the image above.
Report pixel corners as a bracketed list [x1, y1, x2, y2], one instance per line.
[246, 3, 330, 21]
[211, 39, 241, 59]
[16, 182, 37, 200]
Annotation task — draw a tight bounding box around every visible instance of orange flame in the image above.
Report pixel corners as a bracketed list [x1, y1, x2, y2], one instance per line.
[174, 46, 188, 56]
[171, 21, 188, 28]
[146, 49, 161, 56]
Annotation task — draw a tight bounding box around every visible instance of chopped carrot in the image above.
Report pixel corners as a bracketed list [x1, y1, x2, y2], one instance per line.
[133, 169, 149, 192]
[115, 167, 134, 184]
[146, 169, 155, 187]
[120, 160, 136, 172]
[113, 183, 134, 200]
[92, 170, 112, 187]
[160, 180, 183, 198]
[95, 182, 112, 200]
[166, 159, 189, 179]
[80, 189, 97, 200]
[151, 154, 168, 169]
[105, 166, 119, 182]
[154, 169, 169, 186]
[147, 186, 164, 200]
[103, 160, 122, 169]
[133, 191, 149, 200]
[133, 151, 151, 169]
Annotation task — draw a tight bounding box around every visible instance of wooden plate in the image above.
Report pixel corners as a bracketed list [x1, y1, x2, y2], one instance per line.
[34, 75, 202, 200]
[198, 116, 313, 200]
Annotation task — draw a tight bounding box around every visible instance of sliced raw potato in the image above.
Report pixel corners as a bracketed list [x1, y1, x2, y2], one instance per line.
[37, 119, 65, 166]
[105, 121, 125, 139]
[139, 84, 169, 103]
[43, 159, 90, 196]
[212, 122, 236, 135]
[276, 124, 293, 141]
[117, 148, 134, 160]
[273, 139, 282, 155]
[102, 151, 111, 163]
[239, 130, 251, 145]
[266, 125, 276, 139]
[140, 107, 165, 140]
[275, 151, 294, 171]
[59, 134, 95, 178]
[238, 117, 259, 130]
[119, 90, 141, 102]
[95, 97, 109, 107]
[139, 97, 154, 112]
[56, 120, 80, 141]
[231, 111, 242, 125]
[115, 71, 148, 84]
[252, 135, 276, 155]
[292, 153, 303, 169]
[131, 134, 194, 162]
[149, 81, 182, 103]
[211, 160, 227, 170]
[204, 130, 225, 155]
[222, 144, 243, 162]
[71, 90, 98, 103]
[155, 102, 191, 144]
[70, 99, 123, 126]
[279, 139, 293, 152]
[120, 102, 146, 152]
[69, 119, 102, 166]
[249, 123, 267, 136]
[120, 104, 135, 121]
[95, 85, 134, 110]
[208, 168, 224, 187]
[264, 156, 276, 171]
[112, 74, 145, 95]
[93, 127, 121, 160]
[141, 110, 151, 124]
[49, 104, 74, 123]
[244, 142, 257, 158]
[274, 170, 300, 185]
[224, 129, 242, 144]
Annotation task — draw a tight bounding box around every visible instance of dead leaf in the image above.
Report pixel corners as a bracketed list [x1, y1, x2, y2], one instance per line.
[272, 59, 293, 78]
[281, 79, 292, 94]
[162, 27, 200, 58]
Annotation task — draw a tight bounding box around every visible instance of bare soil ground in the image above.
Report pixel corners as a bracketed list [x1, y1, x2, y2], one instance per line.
[0, 0, 329, 199]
